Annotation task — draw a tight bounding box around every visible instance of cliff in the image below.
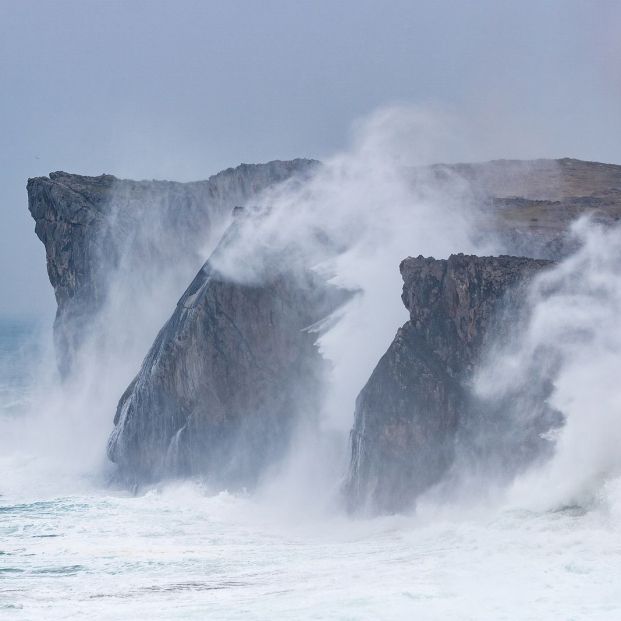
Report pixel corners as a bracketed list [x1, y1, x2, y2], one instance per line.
[345, 254, 554, 514]
[27, 157, 621, 495]
[27, 159, 318, 375]
[28, 157, 621, 377]
[107, 210, 345, 487]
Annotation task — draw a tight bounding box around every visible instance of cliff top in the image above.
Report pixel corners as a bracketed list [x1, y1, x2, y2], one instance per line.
[27, 158, 319, 189]
[28, 157, 621, 234]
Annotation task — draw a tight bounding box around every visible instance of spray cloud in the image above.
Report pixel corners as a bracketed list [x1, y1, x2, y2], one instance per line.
[469, 217, 621, 512]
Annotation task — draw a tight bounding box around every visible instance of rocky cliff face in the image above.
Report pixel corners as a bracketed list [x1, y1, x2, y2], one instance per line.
[107, 211, 345, 487]
[28, 157, 621, 495]
[342, 159, 621, 515]
[345, 254, 554, 514]
[27, 160, 317, 375]
[29, 157, 621, 376]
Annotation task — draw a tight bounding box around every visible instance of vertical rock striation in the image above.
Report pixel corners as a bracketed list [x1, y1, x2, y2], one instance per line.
[27, 160, 318, 375]
[345, 253, 553, 514]
[27, 157, 621, 493]
[107, 210, 345, 487]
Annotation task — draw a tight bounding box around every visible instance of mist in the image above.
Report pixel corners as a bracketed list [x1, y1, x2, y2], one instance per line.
[187, 106, 500, 512]
[481, 218, 621, 512]
[3, 99, 621, 526]
[0, 105, 493, 504]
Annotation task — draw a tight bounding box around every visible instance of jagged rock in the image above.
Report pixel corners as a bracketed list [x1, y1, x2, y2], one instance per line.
[27, 157, 621, 491]
[27, 160, 318, 375]
[107, 210, 345, 486]
[28, 158, 621, 375]
[345, 253, 553, 514]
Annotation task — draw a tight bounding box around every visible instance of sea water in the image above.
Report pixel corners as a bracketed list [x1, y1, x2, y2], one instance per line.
[2, 319, 621, 620]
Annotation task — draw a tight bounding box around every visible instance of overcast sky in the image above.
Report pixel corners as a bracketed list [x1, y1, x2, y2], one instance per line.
[1, 0, 619, 318]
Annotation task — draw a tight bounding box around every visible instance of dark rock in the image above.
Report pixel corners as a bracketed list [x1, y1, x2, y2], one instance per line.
[345, 253, 553, 514]
[28, 156, 621, 491]
[28, 157, 621, 375]
[107, 211, 346, 487]
[27, 160, 318, 375]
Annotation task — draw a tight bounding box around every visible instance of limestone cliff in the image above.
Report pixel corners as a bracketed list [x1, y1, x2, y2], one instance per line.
[107, 210, 345, 487]
[27, 157, 621, 495]
[345, 254, 553, 514]
[27, 160, 317, 375]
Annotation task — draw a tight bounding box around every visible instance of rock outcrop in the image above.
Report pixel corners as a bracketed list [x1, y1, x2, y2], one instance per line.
[27, 160, 318, 375]
[28, 157, 621, 376]
[345, 253, 554, 514]
[107, 210, 345, 487]
[28, 157, 621, 493]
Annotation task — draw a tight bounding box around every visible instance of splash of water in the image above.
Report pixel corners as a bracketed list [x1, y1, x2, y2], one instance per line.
[470, 217, 621, 512]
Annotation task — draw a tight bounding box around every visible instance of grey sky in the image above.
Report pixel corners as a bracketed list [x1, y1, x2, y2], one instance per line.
[1, 0, 619, 318]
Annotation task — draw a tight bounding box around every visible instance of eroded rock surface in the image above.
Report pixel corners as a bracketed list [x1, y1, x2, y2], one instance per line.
[27, 160, 317, 375]
[345, 254, 553, 514]
[28, 157, 621, 492]
[107, 212, 344, 487]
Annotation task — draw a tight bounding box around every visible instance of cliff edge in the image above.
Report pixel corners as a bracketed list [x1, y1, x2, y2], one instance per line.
[27, 160, 318, 375]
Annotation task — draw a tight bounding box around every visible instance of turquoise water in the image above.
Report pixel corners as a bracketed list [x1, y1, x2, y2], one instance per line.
[0, 319, 41, 419]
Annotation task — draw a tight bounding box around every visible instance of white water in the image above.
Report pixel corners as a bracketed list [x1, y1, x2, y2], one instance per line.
[3, 317, 621, 620]
[4, 482, 621, 621]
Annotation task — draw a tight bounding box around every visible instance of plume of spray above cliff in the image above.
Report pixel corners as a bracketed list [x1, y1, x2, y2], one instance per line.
[2, 101, 621, 556]
[2, 104, 500, 504]
[208, 105, 493, 510]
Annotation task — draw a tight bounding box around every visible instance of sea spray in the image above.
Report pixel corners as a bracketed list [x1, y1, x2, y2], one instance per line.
[478, 217, 621, 511]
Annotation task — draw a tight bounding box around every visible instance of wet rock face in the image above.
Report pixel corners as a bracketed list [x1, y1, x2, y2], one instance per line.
[29, 157, 621, 493]
[29, 157, 621, 377]
[107, 215, 344, 487]
[346, 254, 553, 514]
[27, 160, 318, 375]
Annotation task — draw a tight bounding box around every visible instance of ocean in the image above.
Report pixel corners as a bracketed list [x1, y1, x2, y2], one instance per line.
[2, 318, 621, 620]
